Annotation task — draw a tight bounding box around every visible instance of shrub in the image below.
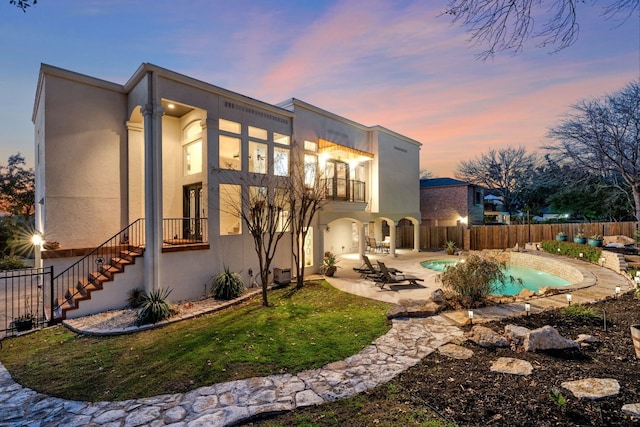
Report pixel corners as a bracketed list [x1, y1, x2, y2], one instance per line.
[540, 240, 602, 263]
[135, 288, 174, 326]
[436, 253, 516, 308]
[211, 266, 245, 300]
[127, 288, 146, 308]
[561, 304, 602, 324]
[0, 256, 27, 271]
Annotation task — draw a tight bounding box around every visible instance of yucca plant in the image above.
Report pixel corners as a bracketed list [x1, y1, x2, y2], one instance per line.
[135, 288, 174, 326]
[211, 266, 245, 300]
[127, 287, 146, 308]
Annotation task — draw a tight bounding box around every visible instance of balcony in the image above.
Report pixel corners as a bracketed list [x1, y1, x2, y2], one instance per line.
[322, 178, 366, 202]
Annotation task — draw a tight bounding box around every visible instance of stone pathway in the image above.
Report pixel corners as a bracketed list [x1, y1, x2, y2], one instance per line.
[0, 252, 633, 426]
[0, 316, 463, 426]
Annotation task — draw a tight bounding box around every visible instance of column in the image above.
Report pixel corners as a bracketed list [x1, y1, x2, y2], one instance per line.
[141, 102, 164, 292]
[389, 221, 397, 257]
[413, 220, 420, 252]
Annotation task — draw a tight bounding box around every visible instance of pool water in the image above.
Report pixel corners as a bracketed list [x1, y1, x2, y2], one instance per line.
[420, 259, 571, 296]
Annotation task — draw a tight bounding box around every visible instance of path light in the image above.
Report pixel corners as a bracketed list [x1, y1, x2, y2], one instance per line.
[579, 252, 584, 258]
[468, 310, 474, 325]
[557, 248, 561, 253]
[566, 294, 572, 305]
[615, 287, 621, 299]
[635, 276, 640, 285]
[636, 271, 640, 277]
[525, 303, 531, 316]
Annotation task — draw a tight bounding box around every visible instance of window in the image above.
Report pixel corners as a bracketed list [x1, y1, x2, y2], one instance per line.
[219, 135, 241, 170]
[274, 132, 290, 145]
[249, 186, 268, 224]
[183, 140, 202, 175]
[303, 227, 313, 267]
[249, 141, 268, 174]
[275, 188, 290, 232]
[248, 126, 267, 140]
[220, 184, 241, 235]
[304, 154, 317, 188]
[274, 147, 289, 176]
[304, 140, 317, 152]
[219, 118, 241, 134]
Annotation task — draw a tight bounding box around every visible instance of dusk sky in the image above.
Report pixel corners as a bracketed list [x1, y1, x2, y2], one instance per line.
[0, 0, 638, 177]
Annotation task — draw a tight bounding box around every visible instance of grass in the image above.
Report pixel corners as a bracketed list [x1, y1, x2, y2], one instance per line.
[0, 280, 392, 402]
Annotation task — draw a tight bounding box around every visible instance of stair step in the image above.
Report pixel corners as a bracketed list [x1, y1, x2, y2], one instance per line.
[77, 279, 102, 294]
[111, 257, 131, 268]
[89, 271, 110, 283]
[55, 296, 75, 311]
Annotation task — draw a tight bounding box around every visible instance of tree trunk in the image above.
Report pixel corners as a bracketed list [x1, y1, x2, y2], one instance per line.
[633, 183, 640, 222]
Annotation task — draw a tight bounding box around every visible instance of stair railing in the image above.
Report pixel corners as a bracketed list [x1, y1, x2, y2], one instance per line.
[50, 218, 146, 320]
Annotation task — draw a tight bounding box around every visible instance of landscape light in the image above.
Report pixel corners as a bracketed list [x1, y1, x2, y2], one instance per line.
[468, 310, 474, 324]
[579, 252, 583, 258]
[524, 303, 531, 316]
[615, 287, 621, 298]
[566, 294, 572, 305]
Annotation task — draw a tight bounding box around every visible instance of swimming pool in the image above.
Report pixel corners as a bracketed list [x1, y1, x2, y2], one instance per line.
[420, 259, 571, 296]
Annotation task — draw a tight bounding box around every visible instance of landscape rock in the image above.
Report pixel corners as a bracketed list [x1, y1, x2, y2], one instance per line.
[465, 325, 509, 348]
[575, 334, 600, 344]
[604, 235, 636, 246]
[386, 305, 407, 319]
[430, 288, 445, 303]
[490, 357, 533, 376]
[504, 324, 530, 349]
[438, 343, 474, 360]
[561, 378, 620, 400]
[622, 403, 640, 419]
[387, 299, 442, 319]
[523, 325, 579, 352]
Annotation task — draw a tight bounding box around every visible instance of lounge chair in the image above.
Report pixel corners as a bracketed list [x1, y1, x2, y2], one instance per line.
[353, 255, 401, 277]
[369, 261, 424, 288]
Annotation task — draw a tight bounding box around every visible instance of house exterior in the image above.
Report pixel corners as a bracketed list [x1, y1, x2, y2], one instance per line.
[419, 178, 484, 226]
[33, 63, 422, 319]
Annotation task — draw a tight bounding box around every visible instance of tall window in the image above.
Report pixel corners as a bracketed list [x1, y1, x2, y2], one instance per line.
[248, 126, 267, 140]
[274, 147, 289, 176]
[275, 187, 290, 232]
[183, 140, 202, 175]
[249, 141, 267, 173]
[220, 184, 241, 235]
[304, 154, 317, 188]
[274, 132, 290, 145]
[219, 118, 241, 171]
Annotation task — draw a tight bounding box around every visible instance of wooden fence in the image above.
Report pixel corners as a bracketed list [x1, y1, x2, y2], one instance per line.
[398, 222, 638, 251]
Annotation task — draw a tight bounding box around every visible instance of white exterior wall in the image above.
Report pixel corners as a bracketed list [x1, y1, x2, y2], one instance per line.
[36, 71, 127, 248]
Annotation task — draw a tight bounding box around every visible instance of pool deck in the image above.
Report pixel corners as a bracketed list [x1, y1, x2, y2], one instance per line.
[328, 249, 632, 326]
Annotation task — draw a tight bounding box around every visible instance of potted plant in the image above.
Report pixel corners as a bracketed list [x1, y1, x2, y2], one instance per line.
[320, 251, 340, 277]
[556, 231, 568, 241]
[13, 296, 35, 332]
[444, 240, 457, 255]
[588, 234, 603, 247]
[573, 230, 587, 244]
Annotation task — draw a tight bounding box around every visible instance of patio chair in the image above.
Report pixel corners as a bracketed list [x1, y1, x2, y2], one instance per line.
[353, 255, 402, 277]
[369, 261, 424, 289]
[366, 237, 380, 253]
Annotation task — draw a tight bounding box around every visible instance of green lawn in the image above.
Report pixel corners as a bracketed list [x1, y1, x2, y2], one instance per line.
[0, 280, 391, 402]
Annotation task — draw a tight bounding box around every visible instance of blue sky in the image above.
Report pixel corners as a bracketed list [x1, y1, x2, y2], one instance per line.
[0, 0, 638, 176]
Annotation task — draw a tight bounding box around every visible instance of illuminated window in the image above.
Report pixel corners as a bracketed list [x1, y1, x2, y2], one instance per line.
[249, 141, 267, 174]
[183, 140, 202, 175]
[275, 188, 290, 232]
[220, 184, 241, 235]
[219, 135, 241, 170]
[219, 118, 241, 134]
[274, 147, 289, 176]
[274, 132, 290, 145]
[304, 154, 317, 188]
[304, 140, 317, 151]
[303, 227, 313, 267]
[248, 126, 267, 140]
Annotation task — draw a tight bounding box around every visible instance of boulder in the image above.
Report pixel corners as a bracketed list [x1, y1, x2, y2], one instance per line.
[490, 357, 533, 376]
[604, 235, 636, 246]
[517, 289, 537, 299]
[523, 325, 579, 352]
[466, 325, 509, 348]
[438, 343, 474, 360]
[387, 299, 442, 319]
[504, 324, 530, 349]
[430, 288, 445, 303]
[561, 378, 620, 400]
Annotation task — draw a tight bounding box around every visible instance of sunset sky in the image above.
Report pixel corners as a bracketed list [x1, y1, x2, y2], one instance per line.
[0, 0, 638, 177]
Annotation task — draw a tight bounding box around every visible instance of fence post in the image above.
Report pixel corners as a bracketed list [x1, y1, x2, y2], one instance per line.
[48, 266, 55, 326]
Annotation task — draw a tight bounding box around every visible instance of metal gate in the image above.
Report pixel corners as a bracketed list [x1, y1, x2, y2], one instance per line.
[0, 266, 52, 339]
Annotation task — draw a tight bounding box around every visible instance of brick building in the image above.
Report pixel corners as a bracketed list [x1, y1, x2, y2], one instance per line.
[420, 178, 484, 226]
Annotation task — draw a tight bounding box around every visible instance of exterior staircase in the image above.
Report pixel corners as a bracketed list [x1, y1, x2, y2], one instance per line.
[53, 247, 143, 320]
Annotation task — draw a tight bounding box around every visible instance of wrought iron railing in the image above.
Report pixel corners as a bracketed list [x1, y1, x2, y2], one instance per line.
[162, 217, 208, 245]
[322, 178, 366, 202]
[1, 266, 52, 336]
[51, 219, 146, 320]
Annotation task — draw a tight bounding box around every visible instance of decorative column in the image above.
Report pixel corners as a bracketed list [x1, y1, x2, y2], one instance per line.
[141, 101, 164, 293]
[413, 219, 420, 252]
[389, 221, 397, 257]
[359, 223, 366, 258]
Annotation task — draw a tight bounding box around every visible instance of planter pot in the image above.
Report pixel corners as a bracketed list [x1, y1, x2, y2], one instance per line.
[573, 237, 587, 244]
[556, 235, 568, 241]
[631, 325, 640, 359]
[324, 266, 337, 277]
[588, 239, 603, 247]
[13, 318, 33, 332]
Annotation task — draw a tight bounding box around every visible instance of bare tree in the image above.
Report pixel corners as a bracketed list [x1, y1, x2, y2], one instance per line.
[442, 0, 639, 59]
[214, 171, 292, 307]
[288, 144, 328, 289]
[419, 168, 434, 179]
[455, 145, 538, 213]
[9, 0, 36, 12]
[546, 81, 640, 220]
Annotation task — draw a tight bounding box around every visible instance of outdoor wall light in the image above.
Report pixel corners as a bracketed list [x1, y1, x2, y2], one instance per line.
[615, 286, 621, 298]
[566, 294, 572, 305]
[524, 303, 531, 316]
[31, 233, 43, 247]
[468, 310, 474, 324]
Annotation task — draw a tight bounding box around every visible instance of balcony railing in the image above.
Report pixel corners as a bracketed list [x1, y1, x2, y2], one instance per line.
[162, 217, 208, 246]
[322, 178, 366, 202]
